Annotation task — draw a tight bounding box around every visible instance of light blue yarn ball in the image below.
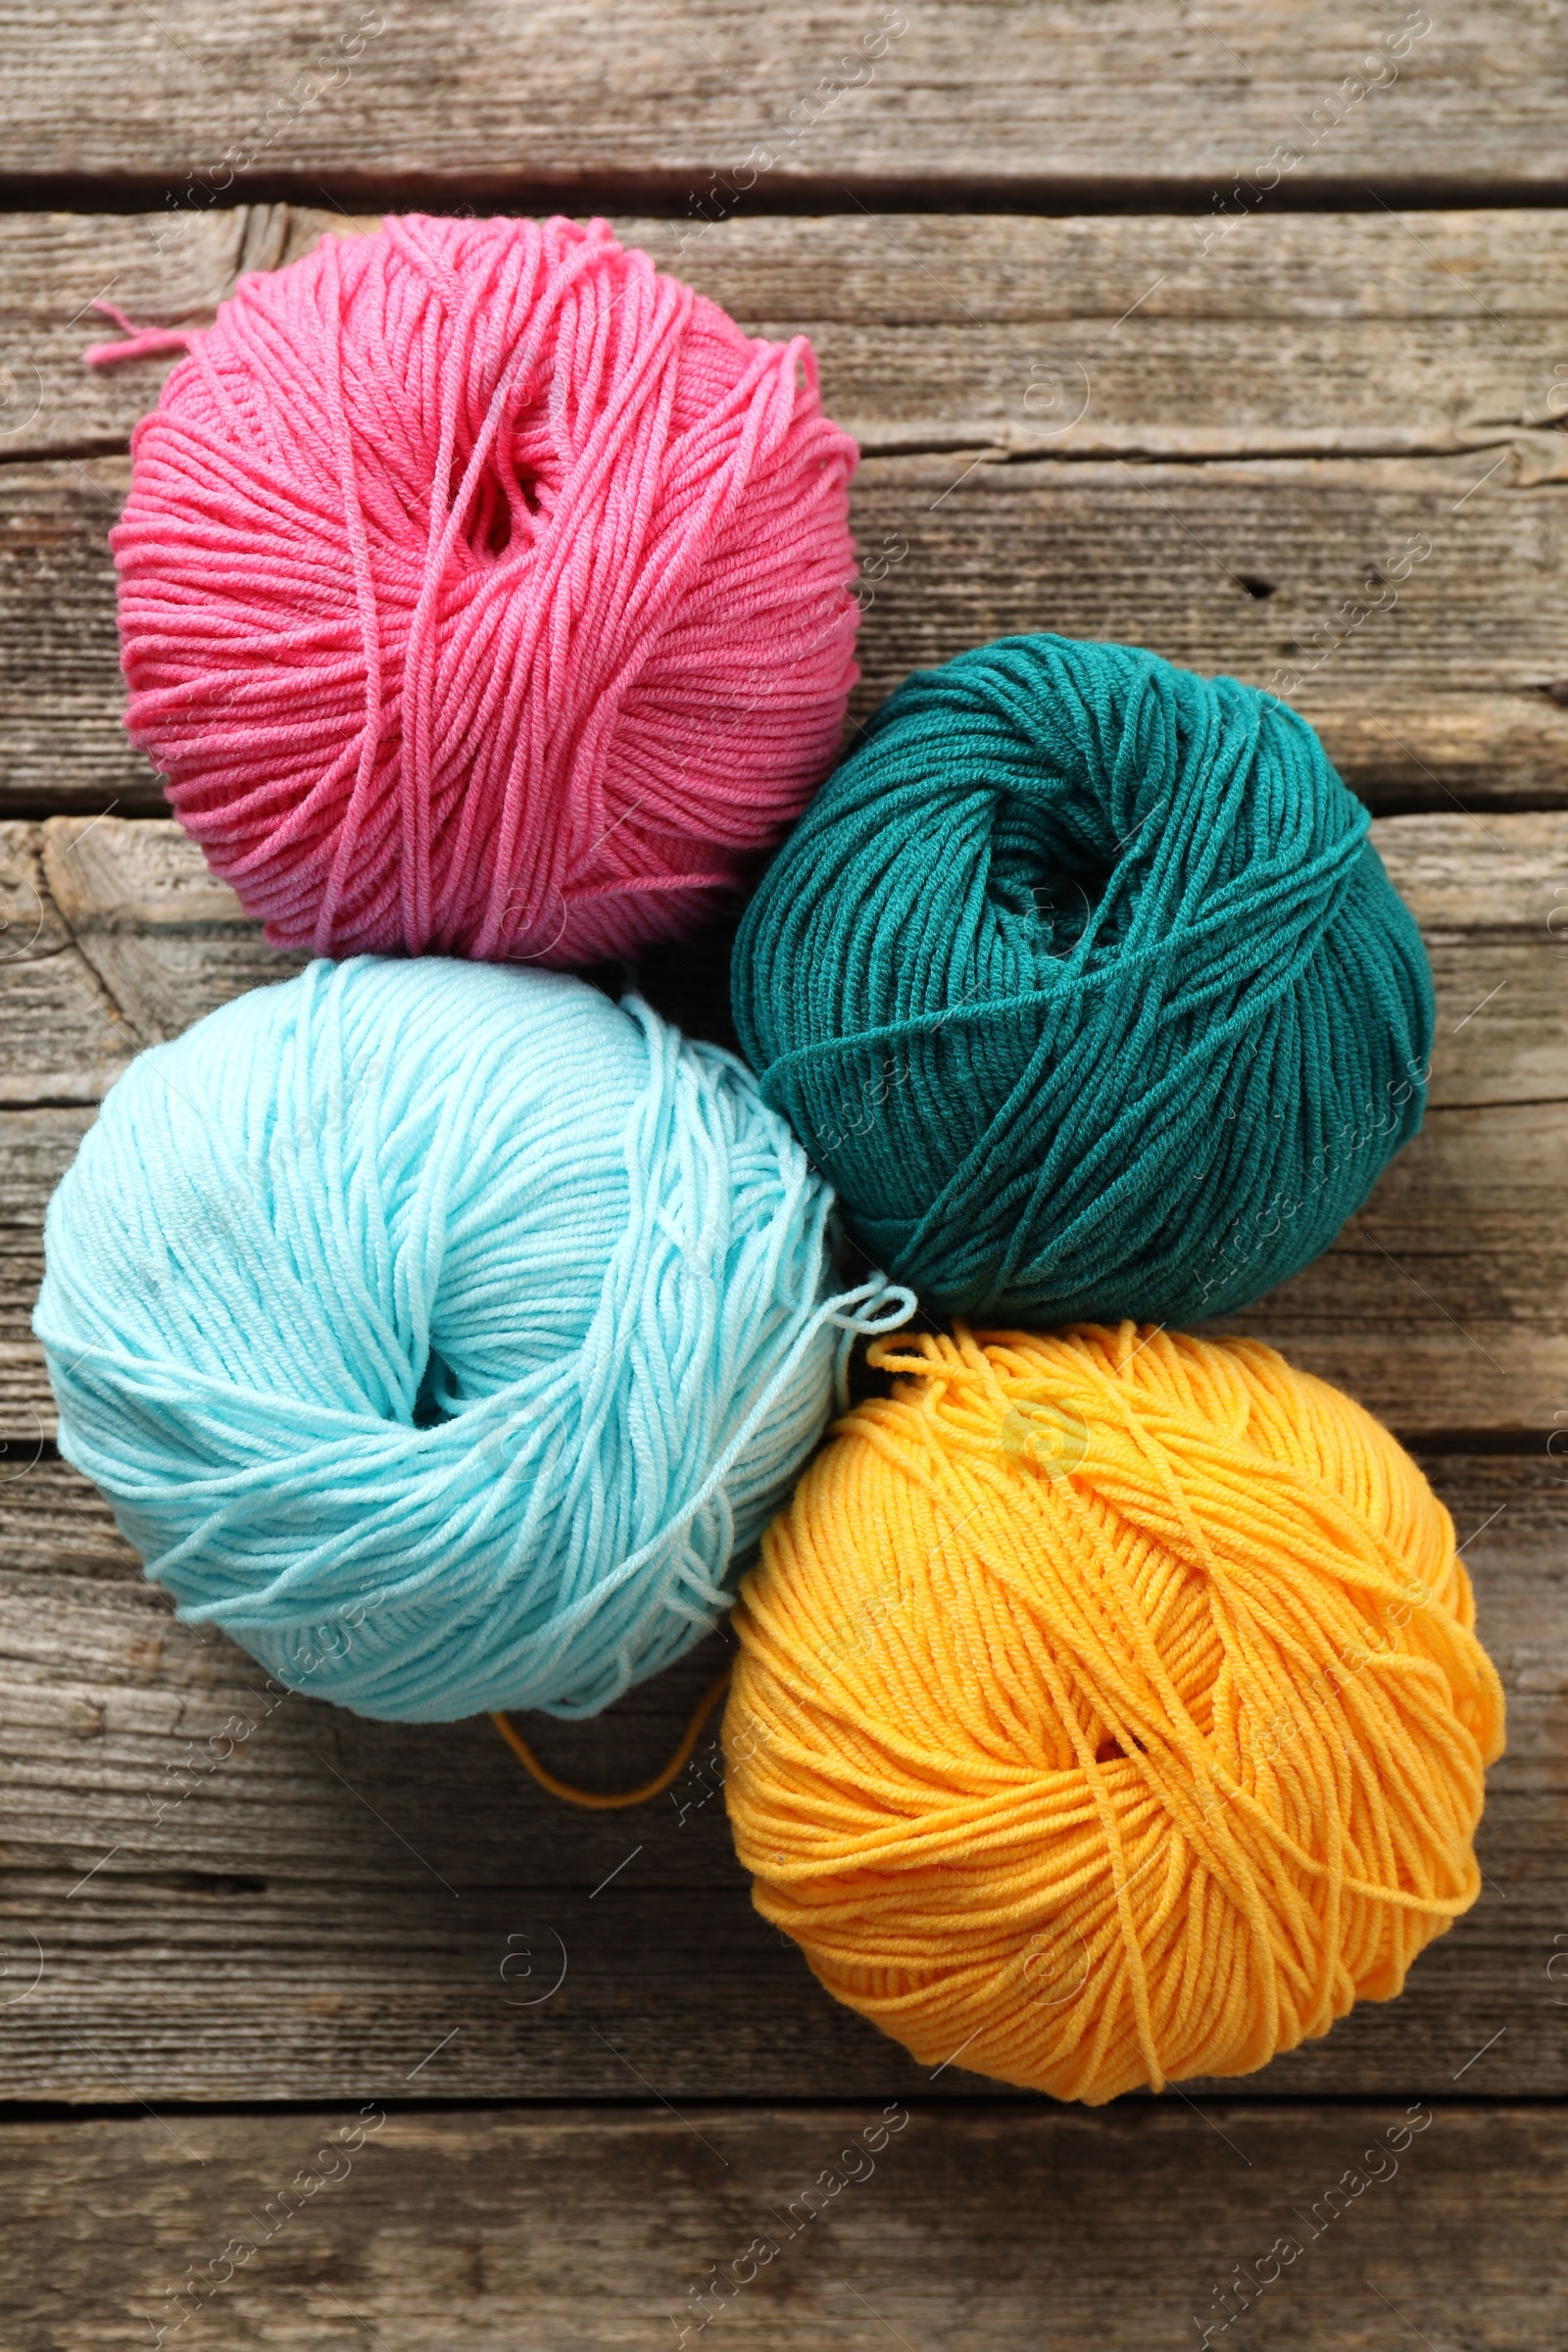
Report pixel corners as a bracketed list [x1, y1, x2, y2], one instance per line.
[35, 956, 906, 1722]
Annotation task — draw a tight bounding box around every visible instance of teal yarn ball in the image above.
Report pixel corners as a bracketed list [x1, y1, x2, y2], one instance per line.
[731, 634, 1435, 1324]
[35, 957, 908, 1722]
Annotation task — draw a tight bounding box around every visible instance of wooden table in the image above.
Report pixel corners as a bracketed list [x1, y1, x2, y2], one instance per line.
[2, 7, 1566, 2345]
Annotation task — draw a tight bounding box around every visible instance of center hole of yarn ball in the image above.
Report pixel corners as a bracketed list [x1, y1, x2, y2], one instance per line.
[448, 442, 544, 563]
[985, 796, 1117, 960]
[412, 1352, 456, 1428]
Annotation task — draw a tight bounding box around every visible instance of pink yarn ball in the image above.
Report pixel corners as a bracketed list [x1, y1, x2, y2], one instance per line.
[107, 215, 860, 965]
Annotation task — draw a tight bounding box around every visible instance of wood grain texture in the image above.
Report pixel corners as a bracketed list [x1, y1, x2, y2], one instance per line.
[844, 453, 1568, 810]
[12, 205, 1568, 466]
[3, 208, 1567, 813]
[1214, 1102, 1568, 1426]
[3, 2101, 1565, 2352]
[5, 447, 1565, 815]
[0, 1447, 1557, 2104]
[0, 206, 290, 457]
[0, 2, 1563, 197]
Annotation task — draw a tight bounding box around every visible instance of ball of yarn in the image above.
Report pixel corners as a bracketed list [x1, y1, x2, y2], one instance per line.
[731, 634, 1435, 1324]
[34, 957, 908, 1721]
[105, 214, 859, 965]
[725, 1323, 1504, 2104]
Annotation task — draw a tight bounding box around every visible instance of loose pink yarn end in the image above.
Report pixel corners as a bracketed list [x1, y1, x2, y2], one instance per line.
[83, 300, 198, 368]
[107, 215, 861, 964]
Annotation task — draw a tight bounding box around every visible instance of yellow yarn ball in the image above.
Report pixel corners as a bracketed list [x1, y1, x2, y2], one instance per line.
[723, 1323, 1505, 2104]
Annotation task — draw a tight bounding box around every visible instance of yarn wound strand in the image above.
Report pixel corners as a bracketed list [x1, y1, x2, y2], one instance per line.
[724, 1322, 1504, 2104]
[35, 956, 913, 1721]
[732, 634, 1435, 1325]
[95, 213, 861, 968]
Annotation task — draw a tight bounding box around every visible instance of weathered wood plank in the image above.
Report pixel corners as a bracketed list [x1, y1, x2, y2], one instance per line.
[3, 810, 1562, 1436]
[0, 207, 290, 458]
[2, 2101, 1564, 2352]
[0, 1452, 1556, 2102]
[0, 1108, 94, 1440]
[0, 2, 1562, 197]
[1215, 1103, 1568, 1426]
[1218, 824, 1568, 1426]
[845, 453, 1568, 809]
[0, 825, 130, 1105]
[17, 808, 1566, 1099]
[11, 206, 1568, 466]
[31, 814, 308, 1072]
[3, 208, 1566, 813]
[4, 448, 1564, 816]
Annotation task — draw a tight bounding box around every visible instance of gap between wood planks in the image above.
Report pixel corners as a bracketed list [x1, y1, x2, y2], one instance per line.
[1, 2089, 1566, 2117]
[5, 173, 1568, 218]
[4, 433, 1559, 475]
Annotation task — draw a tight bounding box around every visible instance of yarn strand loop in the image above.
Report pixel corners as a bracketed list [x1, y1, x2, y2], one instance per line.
[492, 1667, 733, 1810]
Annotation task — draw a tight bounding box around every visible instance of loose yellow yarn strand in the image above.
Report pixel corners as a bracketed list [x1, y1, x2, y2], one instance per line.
[492, 1667, 733, 1811]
